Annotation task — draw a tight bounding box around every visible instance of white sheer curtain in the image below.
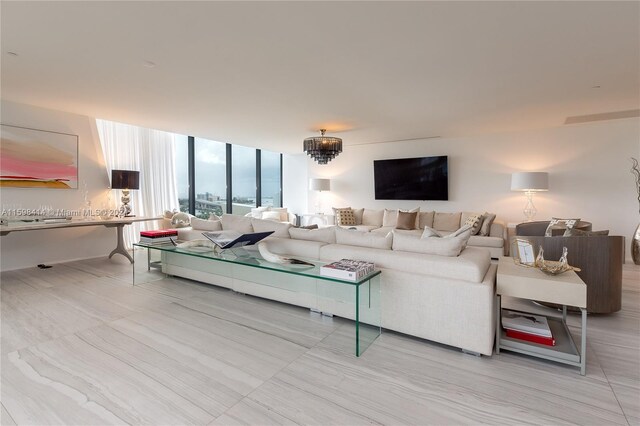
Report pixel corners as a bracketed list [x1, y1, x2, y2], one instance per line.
[96, 119, 180, 248]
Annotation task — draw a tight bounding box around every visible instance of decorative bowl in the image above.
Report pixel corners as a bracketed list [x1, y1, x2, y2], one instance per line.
[538, 261, 581, 276]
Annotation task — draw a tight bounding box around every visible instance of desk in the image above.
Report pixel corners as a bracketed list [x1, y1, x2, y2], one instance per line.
[1, 217, 161, 263]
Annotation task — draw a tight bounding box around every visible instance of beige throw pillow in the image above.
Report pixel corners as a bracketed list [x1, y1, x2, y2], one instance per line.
[479, 213, 496, 236]
[261, 211, 282, 221]
[220, 214, 254, 233]
[335, 208, 357, 226]
[418, 211, 435, 229]
[463, 213, 484, 235]
[433, 212, 462, 231]
[396, 211, 418, 230]
[352, 208, 365, 225]
[421, 226, 443, 238]
[362, 209, 384, 227]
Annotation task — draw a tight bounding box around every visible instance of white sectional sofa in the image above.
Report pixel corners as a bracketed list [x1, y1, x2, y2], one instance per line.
[162, 213, 498, 356]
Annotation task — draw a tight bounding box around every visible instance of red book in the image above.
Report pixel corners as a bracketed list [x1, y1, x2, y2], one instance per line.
[505, 329, 556, 346]
[140, 229, 178, 238]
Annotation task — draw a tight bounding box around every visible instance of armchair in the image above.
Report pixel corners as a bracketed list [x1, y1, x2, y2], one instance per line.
[515, 221, 624, 313]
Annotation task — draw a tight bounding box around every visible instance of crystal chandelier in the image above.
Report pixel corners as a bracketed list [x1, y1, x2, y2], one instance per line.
[303, 129, 342, 165]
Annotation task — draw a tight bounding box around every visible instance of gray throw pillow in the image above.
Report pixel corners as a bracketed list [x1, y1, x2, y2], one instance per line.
[479, 213, 496, 236]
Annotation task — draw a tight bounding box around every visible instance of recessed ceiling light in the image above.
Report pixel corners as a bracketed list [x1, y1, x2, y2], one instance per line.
[143, 60, 156, 68]
[592, 85, 601, 89]
[7, 51, 18, 56]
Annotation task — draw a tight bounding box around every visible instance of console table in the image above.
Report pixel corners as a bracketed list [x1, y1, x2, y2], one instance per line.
[134, 242, 381, 356]
[1, 217, 161, 263]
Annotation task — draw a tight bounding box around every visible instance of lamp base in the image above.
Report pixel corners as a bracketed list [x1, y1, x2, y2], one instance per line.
[523, 191, 537, 222]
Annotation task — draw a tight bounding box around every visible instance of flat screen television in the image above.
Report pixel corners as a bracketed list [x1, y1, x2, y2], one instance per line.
[374, 156, 448, 200]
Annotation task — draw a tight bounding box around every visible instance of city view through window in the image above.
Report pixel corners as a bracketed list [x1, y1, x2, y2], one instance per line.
[175, 137, 281, 218]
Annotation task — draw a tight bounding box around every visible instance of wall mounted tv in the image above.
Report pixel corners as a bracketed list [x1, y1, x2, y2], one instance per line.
[374, 156, 448, 200]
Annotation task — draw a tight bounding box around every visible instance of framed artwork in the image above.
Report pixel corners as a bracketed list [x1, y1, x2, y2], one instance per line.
[511, 238, 536, 266]
[0, 124, 78, 189]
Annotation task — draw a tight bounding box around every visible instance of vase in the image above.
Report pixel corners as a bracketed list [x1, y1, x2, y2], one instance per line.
[633, 223, 640, 265]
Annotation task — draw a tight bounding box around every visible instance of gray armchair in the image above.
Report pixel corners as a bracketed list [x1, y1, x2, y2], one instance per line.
[515, 221, 624, 314]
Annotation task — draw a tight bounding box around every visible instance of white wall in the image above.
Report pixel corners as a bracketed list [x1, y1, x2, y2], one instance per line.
[301, 118, 639, 259]
[282, 153, 308, 221]
[1, 100, 115, 271]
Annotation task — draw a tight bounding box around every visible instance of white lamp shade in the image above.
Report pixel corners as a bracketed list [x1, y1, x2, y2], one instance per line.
[309, 178, 331, 191]
[511, 172, 549, 192]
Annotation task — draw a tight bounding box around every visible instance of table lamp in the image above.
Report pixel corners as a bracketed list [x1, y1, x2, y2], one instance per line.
[309, 178, 330, 214]
[511, 172, 548, 222]
[111, 170, 140, 217]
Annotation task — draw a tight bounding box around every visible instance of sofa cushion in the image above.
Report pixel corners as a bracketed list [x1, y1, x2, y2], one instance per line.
[418, 211, 435, 229]
[383, 207, 419, 228]
[370, 226, 395, 235]
[221, 214, 254, 233]
[249, 206, 270, 218]
[259, 237, 326, 260]
[261, 211, 282, 221]
[362, 209, 384, 227]
[433, 212, 461, 231]
[479, 212, 496, 236]
[421, 226, 443, 238]
[270, 207, 290, 222]
[190, 217, 222, 231]
[339, 225, 379, 232]
[393, 230, 471, 257]
[468, 235, 504, 248]
[176, 227, 204, 241]
[335, 226, 393, 249]
[319, 244, 490, 283]
[289, 226, 336, 243]
[251, 218, 291, 238]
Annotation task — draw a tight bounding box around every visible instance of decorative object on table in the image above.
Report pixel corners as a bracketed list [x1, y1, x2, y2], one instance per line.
[536, 246, 582, 275]
[110, 170, 140, 217]
[320, 258, 375, 281]
[544, 217, 580, 236]
[257, 242, 315, 266]
[303, 129, 342, 164]
[309, 178, 331, 214]
[511, 238, 536, 266]
[501, 309, 552, 337]
[139, 229, 178, 245]
[170, 212, 191, 228]
[176, 239, 217, 250]
[630, 157, 640, 265]
[202, 230, 274, 250]
[0, 124, 78, 189]
[511, 171, 549, 221]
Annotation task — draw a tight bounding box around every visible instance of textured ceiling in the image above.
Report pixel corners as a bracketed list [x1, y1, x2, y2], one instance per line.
[1, 1, 638, 153]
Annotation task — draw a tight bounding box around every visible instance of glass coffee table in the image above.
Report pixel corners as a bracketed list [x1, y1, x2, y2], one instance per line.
[133, 243, 381, 356]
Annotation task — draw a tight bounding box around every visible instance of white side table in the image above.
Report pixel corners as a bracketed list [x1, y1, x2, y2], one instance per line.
[300, 214, 334, 227]
[496, 257, 587, 375]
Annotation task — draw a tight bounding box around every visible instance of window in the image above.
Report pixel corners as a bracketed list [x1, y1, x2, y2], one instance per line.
[194, 137, 226, 218]
[231, 145, 257, 215]
[174, 135, 190, 213]
[260, 150, 282, 207]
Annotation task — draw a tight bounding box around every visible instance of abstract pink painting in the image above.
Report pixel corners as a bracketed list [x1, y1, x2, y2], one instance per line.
[0, 124, 78, 189]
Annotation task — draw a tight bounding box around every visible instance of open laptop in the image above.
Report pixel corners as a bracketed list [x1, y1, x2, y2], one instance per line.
[202, 230, 274, 250]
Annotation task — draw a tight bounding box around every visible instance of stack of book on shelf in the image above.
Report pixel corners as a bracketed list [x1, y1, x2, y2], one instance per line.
[320, 259, 375, 281]
[139, 229, 178, 245]
[501, 309, 555, 346]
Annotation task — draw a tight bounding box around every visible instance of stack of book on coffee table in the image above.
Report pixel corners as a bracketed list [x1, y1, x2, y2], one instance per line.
[501, 309, 555, 346]
[139, 229, 178, 245]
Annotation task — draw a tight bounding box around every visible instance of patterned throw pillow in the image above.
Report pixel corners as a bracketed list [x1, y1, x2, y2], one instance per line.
[335, 208, 357, 226]
[463, 213, 484, 235]
[545, 218, 581, 236]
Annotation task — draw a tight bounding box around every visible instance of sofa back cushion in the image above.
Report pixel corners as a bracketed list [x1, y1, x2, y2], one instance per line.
[221, 214, 254, 233]
[289, 226, 336, 243]
[353, 208, 364, 225]
[418, 211, 435, 229]
[362, 209, 384, 227]
[251, 218, 291, 238]
[433, 212, 461, 231]
[190, 217, 223, 231]
[393, 228, 472, 257]
[335, 226, 393, 249]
